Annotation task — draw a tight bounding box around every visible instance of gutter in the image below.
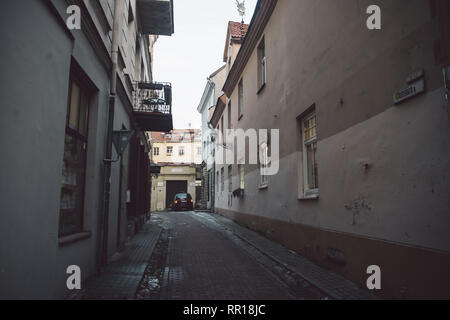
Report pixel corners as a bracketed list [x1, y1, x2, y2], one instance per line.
[98, 0, 123, 272]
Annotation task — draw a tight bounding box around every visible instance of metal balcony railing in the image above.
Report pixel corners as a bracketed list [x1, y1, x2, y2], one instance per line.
[133, 82, 172, 114]
[132, 81, 173, 132]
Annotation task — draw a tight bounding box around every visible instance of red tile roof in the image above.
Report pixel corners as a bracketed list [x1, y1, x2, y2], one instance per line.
[150, 129, 201, 142]
[229, 21, 249, 40]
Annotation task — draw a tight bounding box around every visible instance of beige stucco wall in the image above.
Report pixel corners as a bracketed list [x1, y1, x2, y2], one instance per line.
[151, 166, 198, 211]
[215, 0, 450, 253]
[226, 42, 242, 74]
[152, 140, 202, 164]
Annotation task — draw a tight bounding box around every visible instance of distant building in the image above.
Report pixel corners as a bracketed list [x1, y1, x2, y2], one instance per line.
[150, 130, 202, 165]
[149, 130, 202, 211]
[197, 65, 227, 211]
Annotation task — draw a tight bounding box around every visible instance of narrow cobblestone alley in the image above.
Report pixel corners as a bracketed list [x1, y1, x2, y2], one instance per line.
[71, 211, 375, 300]
[133, 211, 374, 300]
[138, 211, 317, 300]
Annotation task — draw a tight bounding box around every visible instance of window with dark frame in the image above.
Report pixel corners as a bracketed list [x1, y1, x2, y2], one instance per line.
[153, 147, 159, 156]
[257, 37, 266, 91]
[59, 75, 91, 237]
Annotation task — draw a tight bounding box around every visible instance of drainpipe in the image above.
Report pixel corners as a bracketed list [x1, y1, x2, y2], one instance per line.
[99, 0, 123, 272]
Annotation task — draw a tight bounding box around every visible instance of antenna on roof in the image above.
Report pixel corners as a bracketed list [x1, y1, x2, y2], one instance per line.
[236, 0, 246, 23]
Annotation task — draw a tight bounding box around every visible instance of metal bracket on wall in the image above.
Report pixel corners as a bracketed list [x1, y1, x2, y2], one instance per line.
[104, 130, 135, 163]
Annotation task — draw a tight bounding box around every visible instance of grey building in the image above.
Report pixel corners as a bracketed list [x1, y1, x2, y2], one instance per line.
[213, 0, 450, 299]
[0, 0, 173, 299]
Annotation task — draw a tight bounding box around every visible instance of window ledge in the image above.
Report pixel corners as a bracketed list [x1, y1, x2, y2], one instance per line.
[298, 194, 319, 201]
[257, 82, 266, 95]
[258, 184, 269, 190]
[59, 231, 92, 247]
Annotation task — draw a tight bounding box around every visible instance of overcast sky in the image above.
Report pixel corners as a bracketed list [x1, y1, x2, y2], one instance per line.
[153, 0, 257, 130]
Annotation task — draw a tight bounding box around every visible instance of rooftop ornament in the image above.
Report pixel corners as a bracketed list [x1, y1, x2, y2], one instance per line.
[236, 0, 246, 23]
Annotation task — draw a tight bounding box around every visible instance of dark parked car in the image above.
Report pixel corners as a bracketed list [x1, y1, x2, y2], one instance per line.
[172, 193, 194, 211]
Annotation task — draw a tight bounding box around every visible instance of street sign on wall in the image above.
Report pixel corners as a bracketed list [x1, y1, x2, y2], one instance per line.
[394, 70, 425, 105]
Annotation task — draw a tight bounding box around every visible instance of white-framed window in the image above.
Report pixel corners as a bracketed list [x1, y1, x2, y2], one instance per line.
[259, 142, 269, 187]
[228, 102, 232, 128]
[178, 146, 185, 156]
[238, 79, 244, 119]
[153, 147, 159, 156]
[228, 165, 233, 192]
[197, 147, 202, 156]
[221, 167, 225, 192]
[257, 37, 266, 91]
[167, 146, 173, 156]
[301, 112, 319, 197]
[217, 171, 219, 193]
[239, 164, 245, 189]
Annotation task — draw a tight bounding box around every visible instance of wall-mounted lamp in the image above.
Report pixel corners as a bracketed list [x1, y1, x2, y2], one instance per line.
[104, 130, 134, 163]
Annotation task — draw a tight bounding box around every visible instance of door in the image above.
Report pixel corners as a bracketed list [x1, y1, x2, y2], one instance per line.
[166, 180, 188, 209]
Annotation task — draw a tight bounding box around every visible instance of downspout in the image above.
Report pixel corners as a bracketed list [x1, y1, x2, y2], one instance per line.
[99, 0, 123, 272]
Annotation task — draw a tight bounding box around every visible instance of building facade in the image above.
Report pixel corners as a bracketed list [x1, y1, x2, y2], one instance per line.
[0, 0, 173, 299]
[212, 0, 450, 299]
[197, 65, 227, 210]
[149, 130, 202, 211]
[150, 164, 199, 212]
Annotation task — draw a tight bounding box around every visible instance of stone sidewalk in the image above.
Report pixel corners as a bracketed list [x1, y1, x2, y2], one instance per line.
[67, 220, 162, 300]
[192, 211, 376, 300]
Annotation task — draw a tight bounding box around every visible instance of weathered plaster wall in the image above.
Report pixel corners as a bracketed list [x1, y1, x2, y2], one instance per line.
[214, 0, 450, 298]
[0, 0, 131, 299]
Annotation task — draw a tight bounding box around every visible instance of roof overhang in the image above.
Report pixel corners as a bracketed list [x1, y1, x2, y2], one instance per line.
[210, 94, 227, 128]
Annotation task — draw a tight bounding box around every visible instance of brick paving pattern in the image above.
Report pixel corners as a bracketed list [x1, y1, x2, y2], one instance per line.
[160, 211, 297, 300]
[192, 211, 376, 300]
[68, 221, 162, 300]
[69, 210, 375, 300]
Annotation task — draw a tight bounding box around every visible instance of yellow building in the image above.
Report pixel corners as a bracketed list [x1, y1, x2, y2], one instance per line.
[151, 165, 200, 211]
[149, 130, 202, 211]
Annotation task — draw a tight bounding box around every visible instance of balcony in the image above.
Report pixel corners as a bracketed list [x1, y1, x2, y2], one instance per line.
[137, 0, 174, 36]
[133, 82, 173, 132]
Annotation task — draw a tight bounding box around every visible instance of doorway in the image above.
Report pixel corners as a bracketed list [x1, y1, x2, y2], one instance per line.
[166, 180, 187, 209]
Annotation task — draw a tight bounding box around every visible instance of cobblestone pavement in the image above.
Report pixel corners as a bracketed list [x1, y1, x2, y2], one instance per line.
[189, 211, 376, 300]
[139, 211, 328, 300]
[74, 210, 375, 300]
